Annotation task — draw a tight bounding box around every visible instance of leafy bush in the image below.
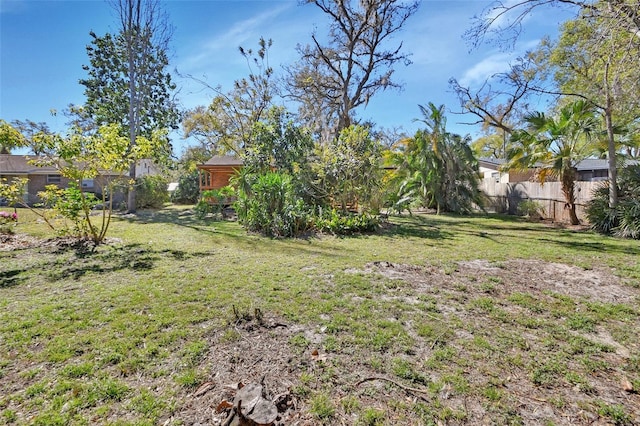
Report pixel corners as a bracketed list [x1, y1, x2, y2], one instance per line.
[313, 208, 380, 235]
[170, 170, 200, 204]
[312, 125, 383, 214]
[135, 175, 169, 209]
[38, 183, 99, 237]
[194, 187, 235, 220]
[586, 164, 640, 239]
[236, 172, 311, 237]
[517, 199, 545, 218]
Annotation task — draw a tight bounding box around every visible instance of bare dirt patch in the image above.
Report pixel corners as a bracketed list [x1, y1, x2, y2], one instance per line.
[175, 259, 639, 425]
[0, 233, 43, 251]
[364, 258, 637, 305]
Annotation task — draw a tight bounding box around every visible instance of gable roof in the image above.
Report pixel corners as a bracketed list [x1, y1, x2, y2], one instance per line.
[0, 154, 58, 175]
[478, 157, 505, 170]
[201, 155, 244, 166]
[0, 154, 127, 176]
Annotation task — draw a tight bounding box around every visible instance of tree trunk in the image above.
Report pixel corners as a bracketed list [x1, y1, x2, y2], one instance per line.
[561, 169, 580, 225]
[604, 106, 618, 209]
[126, 31, 138, 214]
[127, 161, 137, 213]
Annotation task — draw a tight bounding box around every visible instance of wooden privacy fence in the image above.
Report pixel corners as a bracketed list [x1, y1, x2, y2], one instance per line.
[480, 180, 602, 223]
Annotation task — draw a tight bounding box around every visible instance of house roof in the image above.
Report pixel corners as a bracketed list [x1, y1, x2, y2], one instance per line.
[478, 156, 639, 172]
[0, 154, 129, 176]
[575, 158, 639, 171]
[478, 157, 505, 170]
[0, 154, 58, 175]
[575, 158, 609, 171]
[201, 155, 244, 166]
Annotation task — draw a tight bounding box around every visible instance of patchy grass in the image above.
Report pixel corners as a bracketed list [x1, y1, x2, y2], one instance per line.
[1, 206, 639, 424]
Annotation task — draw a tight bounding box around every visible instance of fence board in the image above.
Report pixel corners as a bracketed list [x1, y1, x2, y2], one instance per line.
[480, 180, 601, 223]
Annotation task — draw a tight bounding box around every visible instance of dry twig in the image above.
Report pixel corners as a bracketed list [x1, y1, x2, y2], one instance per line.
[356, 376, 431, 396]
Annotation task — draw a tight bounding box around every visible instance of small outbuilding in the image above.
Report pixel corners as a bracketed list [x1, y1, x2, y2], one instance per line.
[196, 156, 244, 191]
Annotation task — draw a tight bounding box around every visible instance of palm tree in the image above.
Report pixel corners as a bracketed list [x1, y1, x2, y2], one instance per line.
[507, 100, 599, 225]
[394, 102, 483, 214]
[395, 129, 444, 213]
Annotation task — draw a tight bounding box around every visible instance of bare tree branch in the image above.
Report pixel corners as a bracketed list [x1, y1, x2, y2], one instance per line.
[284, 0, 419, 141]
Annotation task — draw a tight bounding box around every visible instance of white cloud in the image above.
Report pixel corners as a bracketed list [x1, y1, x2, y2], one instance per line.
[458, 51, 514, 87]
[205, 4, 292, 51]
[458, 38, 540, 87]
[180, 3, 294, 74]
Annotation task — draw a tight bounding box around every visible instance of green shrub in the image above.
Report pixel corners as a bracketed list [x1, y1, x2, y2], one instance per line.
[171, 170, 200, 204]
[195, 187, 235, 220]
[313, 208, 380, 235]
[135, 175, 169, 209]
[517, 199, 545, 218]
[38, 183, 99, 237]
[236, 172, 311, 237]
[586, 164, 640, 239]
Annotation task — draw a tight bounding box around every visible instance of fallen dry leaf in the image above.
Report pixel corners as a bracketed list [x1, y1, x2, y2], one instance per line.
[193, 381, 215, 397]
[622, 378, 634, 392]
[215, 399, 234, 413]
[311, 349, 327, 362]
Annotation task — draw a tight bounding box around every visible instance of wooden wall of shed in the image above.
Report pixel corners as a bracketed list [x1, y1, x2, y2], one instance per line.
[199, 166, 240, 190]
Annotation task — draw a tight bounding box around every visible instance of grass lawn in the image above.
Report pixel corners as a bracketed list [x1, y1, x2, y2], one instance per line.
[1, 206, 639, 425]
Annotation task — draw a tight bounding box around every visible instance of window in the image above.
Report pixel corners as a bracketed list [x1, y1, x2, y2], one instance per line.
[81, 179, 94, 189]
[47, 175, 61, 184]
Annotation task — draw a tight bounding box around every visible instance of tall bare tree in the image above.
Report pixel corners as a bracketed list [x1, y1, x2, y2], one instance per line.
[466, 0, 640, 50]
[285, 0, 419, 141]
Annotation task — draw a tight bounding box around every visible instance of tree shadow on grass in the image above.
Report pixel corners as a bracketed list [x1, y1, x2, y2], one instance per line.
[382, 214, 453, 240]
[117, 208, 252, 240]
[37, 243, 215, 282]
[119, 208, 460, 250]
[0, 269, 25, 288]
[436, 212, 640, 257]
[535, 237, 640, 257]
[117, 208, 206, 227]
[44, 244, 160, 281]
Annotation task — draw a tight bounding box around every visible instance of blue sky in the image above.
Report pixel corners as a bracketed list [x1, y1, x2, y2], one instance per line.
[0, 0, 573, 155]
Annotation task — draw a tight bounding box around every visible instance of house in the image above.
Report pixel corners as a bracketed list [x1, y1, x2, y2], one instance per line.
[478, 157, 638, 183]
[0, 154, 124, 205]
[478, 157, 639, 221]
[574, 158, 640, 181]
[196, 156, 244, 191]
[478, 158, 534, 183]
